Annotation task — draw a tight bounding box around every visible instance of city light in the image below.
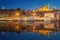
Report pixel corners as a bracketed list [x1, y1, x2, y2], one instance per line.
[0, 3, 59, 36]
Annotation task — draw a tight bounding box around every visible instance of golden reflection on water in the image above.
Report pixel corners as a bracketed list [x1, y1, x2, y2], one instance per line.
[0, 21, 60, 35]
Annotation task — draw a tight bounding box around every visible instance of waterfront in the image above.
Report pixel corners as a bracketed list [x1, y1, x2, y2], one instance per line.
[0, 21, 60, 40]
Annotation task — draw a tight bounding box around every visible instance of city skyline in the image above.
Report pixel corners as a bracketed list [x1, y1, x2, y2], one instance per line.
[0, 0, 60, 40]
[0, 0, 60, 10]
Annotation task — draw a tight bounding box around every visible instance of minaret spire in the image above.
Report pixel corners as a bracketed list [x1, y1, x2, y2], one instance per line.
[52, 5, 56, 10]
[2, 4, 5, 10]
[1, 0, 5, 10]
[47, 3, 50, 9]
[54, 5, 56, 9]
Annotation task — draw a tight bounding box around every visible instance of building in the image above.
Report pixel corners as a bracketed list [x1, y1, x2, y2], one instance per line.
[0, 3, 60, 33]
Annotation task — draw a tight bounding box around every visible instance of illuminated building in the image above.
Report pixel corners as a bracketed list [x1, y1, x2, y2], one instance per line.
[39, 3, 50, 12]
[0, 3, 60, 35]
[39, 6, 50, 11]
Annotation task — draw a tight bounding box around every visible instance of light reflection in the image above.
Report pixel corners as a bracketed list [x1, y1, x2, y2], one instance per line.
[0, 21, 59, 36]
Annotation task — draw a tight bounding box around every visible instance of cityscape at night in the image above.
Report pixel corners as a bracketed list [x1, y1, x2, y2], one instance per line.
[0, 0, 60, 40]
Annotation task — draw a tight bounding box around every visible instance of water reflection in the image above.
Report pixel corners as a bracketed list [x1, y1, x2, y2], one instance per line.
[0, 21, 60, 35]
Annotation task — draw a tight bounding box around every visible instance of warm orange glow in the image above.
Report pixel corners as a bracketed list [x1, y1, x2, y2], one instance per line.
[39, 6, 50, 11]
[13, 12, 20, 19]
[16, 25, 20, 30]
[39, 30, 51, 35]
[32, 25, 36, 29]
[45, 23, 54, 29]
[32, 13, 37, 16]
[15, 12, 20, 17]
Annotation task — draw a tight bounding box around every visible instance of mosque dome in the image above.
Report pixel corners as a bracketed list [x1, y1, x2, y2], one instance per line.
[39, 5, 50, 12]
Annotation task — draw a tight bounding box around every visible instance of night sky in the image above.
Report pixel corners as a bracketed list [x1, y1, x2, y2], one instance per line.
[0, 0, 60, 10]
